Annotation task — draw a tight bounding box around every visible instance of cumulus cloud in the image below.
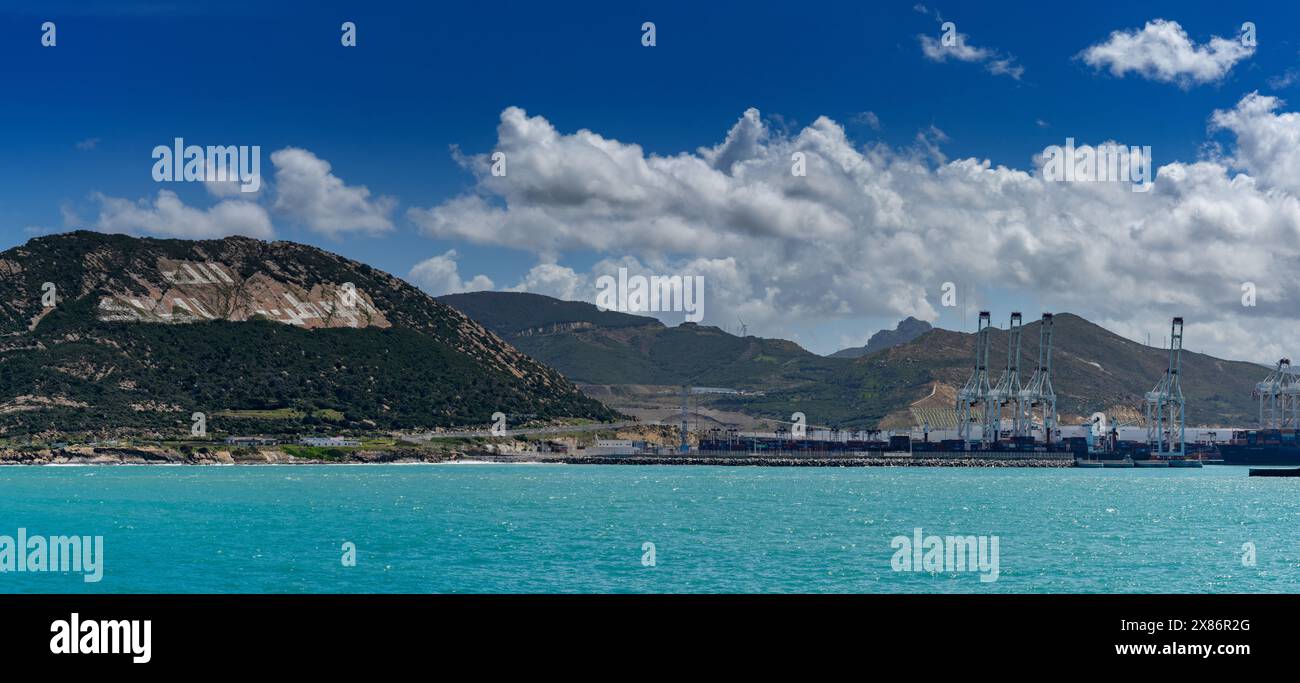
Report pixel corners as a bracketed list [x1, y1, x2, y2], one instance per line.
[1078, 19, 1254, 88]
[700, 108, 770, 173]
[504, 261, 588, 300]
[91, 189, 274, 239]
[74, 147, 397, 243]
[407, 98, 1300, 362]
[271, 147, 396, 236]
[1210, 92, 1300, 195]
[408, 250, 494, 296]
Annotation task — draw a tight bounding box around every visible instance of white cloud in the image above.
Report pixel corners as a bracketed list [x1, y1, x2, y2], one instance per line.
[75, 138, 100, 151]
[920, 32, 990, 64]
[504, 261, 588, 300]
[271, 147, 396, 236]
[1078, 19, 1253, 88]
[73, 146, 395, 243]
[985, 57, 1024, 80]
[408, 250, 494, 296]
[91, 189, 273, 239]
[1269, 61, 1300, 90]
[917, 18, 1023, 79]
[1210, 92, 1300, 195]
[407, 100, 1300, 362]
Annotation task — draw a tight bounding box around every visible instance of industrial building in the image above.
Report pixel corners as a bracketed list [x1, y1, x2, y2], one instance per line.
[299, 436, 361, 447]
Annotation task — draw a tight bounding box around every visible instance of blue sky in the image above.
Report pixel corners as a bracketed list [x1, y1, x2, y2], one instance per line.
[4, 1, 1300, 359]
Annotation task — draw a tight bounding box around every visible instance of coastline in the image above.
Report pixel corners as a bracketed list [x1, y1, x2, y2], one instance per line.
[0, 447, 1076, 467]
[0, 446, 459, 466]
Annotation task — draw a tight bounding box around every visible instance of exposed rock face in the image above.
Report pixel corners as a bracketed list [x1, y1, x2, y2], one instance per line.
[97, 257, 391, 329]
[830, 317, 933, 359]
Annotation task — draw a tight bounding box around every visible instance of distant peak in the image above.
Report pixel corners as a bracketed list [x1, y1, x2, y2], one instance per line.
[830, 316, 933, 358]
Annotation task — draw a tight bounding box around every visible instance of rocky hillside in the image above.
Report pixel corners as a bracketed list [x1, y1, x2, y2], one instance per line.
[440, 292, 1267, 429]
[0, 231, 616, 438]
[830, 316, 932, 358]
[867, 314, 1262, 428]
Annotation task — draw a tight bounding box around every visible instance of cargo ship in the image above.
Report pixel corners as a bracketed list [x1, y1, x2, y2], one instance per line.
[1218, 429, 1300, 466]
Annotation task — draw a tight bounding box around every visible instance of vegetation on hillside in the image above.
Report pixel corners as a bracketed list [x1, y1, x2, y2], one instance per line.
[442, 292, 1267, 428]
[0, 232, 617, 437]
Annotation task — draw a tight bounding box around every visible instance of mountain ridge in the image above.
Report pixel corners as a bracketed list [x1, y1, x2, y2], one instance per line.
[830, 316, 932, 358]
[439, 291, 1265, 429]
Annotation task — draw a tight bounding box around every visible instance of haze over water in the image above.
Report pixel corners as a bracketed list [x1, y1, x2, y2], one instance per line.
[1, 465, 1295, 593]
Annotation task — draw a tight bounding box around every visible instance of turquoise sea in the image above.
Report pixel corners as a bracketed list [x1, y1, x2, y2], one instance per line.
[1, 464, 1297, 593]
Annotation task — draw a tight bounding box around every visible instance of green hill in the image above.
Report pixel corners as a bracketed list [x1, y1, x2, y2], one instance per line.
[438, 291, 654, 337]
[0, 232, 616, 438]
[440, 291, 845, 389]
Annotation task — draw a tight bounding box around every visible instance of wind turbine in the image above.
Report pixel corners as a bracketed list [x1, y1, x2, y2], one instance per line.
[737, 316, 748, 337]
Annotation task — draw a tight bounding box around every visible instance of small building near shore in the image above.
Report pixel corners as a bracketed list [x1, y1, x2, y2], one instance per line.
[225, 436, 279, 446]
[299, 436, 360, 447]
[588, 439, 640, 455]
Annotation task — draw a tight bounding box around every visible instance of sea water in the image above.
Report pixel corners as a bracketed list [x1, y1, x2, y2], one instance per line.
[0, 464, 1296, 593]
